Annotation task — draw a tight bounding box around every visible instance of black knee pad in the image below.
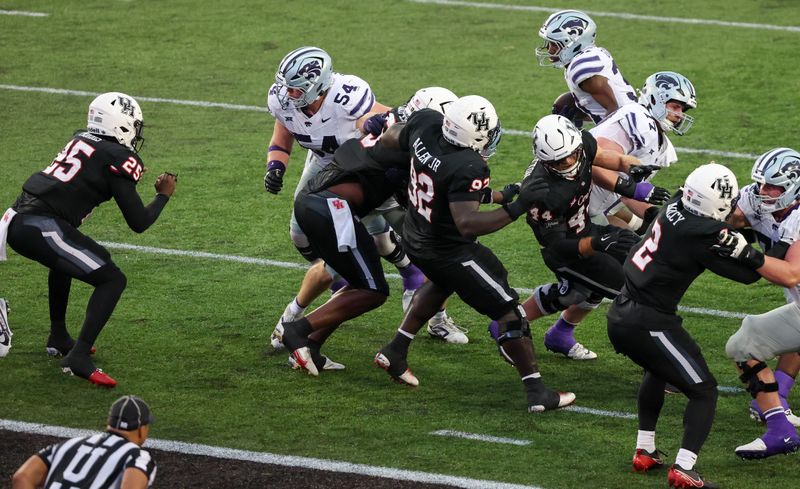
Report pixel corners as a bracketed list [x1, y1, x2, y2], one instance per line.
[295, 244, 319, 263]
[738, 361, 779, 398]
[533, 280, 589, 315]
[496, 309, 531, 344]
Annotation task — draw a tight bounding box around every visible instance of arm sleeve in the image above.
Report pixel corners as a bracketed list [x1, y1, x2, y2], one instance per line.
[110, 176, 169, 233]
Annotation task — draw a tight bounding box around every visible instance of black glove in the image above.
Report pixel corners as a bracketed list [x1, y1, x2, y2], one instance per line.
[362, 113, 388, 137]
[499, 182, 521, 204]
[628, 164, 661, 182]
[503, 178, 548, 220]
[711, 229, 765, 269]
[635, 205, 661, 236]
[591, 228, 640, 261]
[264, 161, 286, 194]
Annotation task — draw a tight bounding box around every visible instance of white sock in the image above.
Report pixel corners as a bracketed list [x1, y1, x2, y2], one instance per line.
[675, 448, 697, 470]
[636, 430, 656, 452]
[287, 298, 305, 316]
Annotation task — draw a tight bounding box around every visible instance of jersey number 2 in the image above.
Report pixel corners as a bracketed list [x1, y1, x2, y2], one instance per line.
[43, 140, 95, 183]
[632, 220, 662, 271]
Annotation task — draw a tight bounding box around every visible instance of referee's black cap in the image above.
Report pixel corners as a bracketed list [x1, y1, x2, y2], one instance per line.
[108, 395, 155, 430]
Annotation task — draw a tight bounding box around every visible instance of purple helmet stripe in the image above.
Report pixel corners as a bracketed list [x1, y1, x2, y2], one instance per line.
[349, 90, 374, 117]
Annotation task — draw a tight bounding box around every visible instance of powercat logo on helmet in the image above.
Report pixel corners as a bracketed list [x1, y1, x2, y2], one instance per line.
[467, 111, 490, 131]
[558, 18, 587, 37]
[297, 59, 322, 82]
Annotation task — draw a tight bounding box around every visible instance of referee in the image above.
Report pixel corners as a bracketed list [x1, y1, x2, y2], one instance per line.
[12, 395, 157, 489]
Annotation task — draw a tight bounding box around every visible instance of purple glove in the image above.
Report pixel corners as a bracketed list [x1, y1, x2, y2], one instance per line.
[633, 182, 671, 205]
[362, 113, 388, 137]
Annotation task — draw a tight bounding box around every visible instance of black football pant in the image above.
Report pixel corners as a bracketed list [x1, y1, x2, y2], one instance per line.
[607, 295, 718, 454]
[8, 214, 127, 356]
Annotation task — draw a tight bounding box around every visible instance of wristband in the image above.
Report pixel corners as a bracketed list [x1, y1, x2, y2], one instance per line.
[740, 245, 765, 270]
[267, 160, 286, 172]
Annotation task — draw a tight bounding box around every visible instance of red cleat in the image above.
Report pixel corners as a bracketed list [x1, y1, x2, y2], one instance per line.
[668, 464, 718, 488]
[87, 369, 117, 388]
[632, 448, 664, 472]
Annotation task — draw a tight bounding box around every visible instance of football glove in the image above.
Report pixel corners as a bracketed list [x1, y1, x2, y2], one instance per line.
[591, 228, 640, 261]
[264, 161, 286, 194]
[633, 182, 671, 205]
[628, 164, 661, 182]
[711, 229, 765, 269]
[503, 178, 548, 220]
[499, 182, 521, 204]
[362, 112, 388, 137]
[479, 187, 494, 204]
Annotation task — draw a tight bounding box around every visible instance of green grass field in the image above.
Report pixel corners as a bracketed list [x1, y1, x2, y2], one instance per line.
[2, 1, 800, 488]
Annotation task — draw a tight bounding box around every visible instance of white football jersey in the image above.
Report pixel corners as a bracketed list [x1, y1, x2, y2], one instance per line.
[588, 103, 678, 217]
[564, 46, 638, 124]
[738, 183, 800, 304]
[268, 73, 375, 167]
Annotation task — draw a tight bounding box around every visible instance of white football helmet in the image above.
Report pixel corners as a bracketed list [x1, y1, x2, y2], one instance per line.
[274, 46, 334, 109]
[536, 10, 597, 68]
[681, 162, 739, 221]
[532, 114, 583, 179]
[639, 71, 697, 136]
[87, 92, 144, 152]
[749, 147, 800, 213]
[442, 95, 502, 158]
[404, 86, 457, 117]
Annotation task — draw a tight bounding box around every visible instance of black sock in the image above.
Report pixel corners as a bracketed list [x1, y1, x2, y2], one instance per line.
[523, 376, 545, 394]
[387, 331, 413, 356]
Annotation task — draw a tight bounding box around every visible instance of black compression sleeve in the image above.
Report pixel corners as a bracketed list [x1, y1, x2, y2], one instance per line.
[110, 177, 169, 233]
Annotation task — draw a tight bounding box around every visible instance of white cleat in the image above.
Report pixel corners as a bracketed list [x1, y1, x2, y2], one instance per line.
[528, 391, 576, 413]
[270, 302, 305, 350]
[427, 312, 468, 344]
[565, 342, 597, 360]
[290, 347, 319, 377]
[374, 352, 419, 387]
[288, 355, 345, 371]
[0, 298, 11, 358]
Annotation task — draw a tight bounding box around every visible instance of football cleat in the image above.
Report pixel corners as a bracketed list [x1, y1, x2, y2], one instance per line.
[290, 347, 319, 376]
[734, 433, 800, 459]
[287, 354, 345, 371]
[632, 448, 665, 472]
[543, 327, 597, 360]
[749, 399, 800, 427]
[45, 335, 96, 357]
[374, 349, 418, 387]
[0, 298, 11, 358]
[427, 312, 468, 344]
[60, 354, 116, 388]
[527, 389, 576, 413]
[667, 464, 718, 489]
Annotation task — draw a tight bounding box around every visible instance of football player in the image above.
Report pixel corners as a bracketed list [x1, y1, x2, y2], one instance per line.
[374, 96, 575, 413]
[536, 10, 638, 126]
[488, 115, 661, 361]
[0, 92, 177, 387]
[276, 88, 466, 374]
[536, 72, 694, 360]
[264, 46, 424, 349]
[607, 163, 761, 488]
[713, 148, 800, 458]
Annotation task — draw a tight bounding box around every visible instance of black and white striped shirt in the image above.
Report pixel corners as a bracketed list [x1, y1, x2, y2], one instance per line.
[37, 432, 157, 489]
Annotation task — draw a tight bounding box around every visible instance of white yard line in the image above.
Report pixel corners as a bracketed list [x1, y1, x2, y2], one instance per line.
[430, 430, 532, 445]
[407, 0, 800, 33]
[0, 83, 757, 160]
[0, 9, 48, 17]
[0, 419, 545, 489]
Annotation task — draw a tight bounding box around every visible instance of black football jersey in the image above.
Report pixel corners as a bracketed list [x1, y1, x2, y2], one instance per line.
[397, 109, 490, 255]
[623, 194, 761, 313]
[524, 130, 599, 247]
[308, 136, 409, 217]
[18, 132, 144, 227]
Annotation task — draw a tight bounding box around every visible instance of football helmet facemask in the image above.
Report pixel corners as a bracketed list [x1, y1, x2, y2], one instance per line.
[750, 147, 800, 214]
[681, 162, 739, 221]
[639, 71, 697, 136]
[532, 114, 583, 179]
[442, 95, 502, 159]
[536, 10, 597, 68]
[87, 92, 144, 152]
[274, 46, 334, 109]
